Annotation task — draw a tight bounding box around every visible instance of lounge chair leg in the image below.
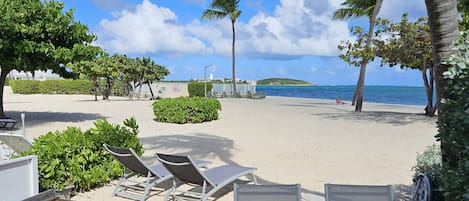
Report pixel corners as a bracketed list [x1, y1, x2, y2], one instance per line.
[140, 171, 153, 201]
[251, 173, 258, 184]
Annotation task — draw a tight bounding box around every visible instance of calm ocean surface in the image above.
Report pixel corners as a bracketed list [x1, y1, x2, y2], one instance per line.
[256, 85, 427, 106]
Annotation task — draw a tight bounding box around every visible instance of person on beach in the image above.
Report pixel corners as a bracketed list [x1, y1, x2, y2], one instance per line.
[336, 96, 345, 105]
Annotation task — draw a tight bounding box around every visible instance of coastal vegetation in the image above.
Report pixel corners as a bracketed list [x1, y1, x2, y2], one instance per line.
[21, 118, 143, 192]
[69, 53, 169, 101]
[10, 80, 94, 95]
[334, 0, 383, 112]
[188, 81, 213, 97]
[152, 97, 222, 124]
[438, 32, 469, 201]
[257, 78, 312, 86]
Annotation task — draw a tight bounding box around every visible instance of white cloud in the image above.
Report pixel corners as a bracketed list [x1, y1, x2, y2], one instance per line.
[96, 0, 425, 60]
[98, 0, 207, 56]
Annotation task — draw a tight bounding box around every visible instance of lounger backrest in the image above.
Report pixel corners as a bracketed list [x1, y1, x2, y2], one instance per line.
[103, 144, 159, 177]
[0, 134, 32, 154]
[156, 153, 211, 186]
[325, 183, 394, 201]
[234, 183, 301, 201]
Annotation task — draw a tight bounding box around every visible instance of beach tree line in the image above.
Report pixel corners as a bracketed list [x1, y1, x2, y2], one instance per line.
[69, 51, 169, 101]
[336, 0, 468, 117]
[337, 0, 467, 200]
[0, 0, 170, 118]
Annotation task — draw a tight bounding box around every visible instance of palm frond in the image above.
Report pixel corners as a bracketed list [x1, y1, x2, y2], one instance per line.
[333, 0, 375, 20]
[202, 9, 228, 20]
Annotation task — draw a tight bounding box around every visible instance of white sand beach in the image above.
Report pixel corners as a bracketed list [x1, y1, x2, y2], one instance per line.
[2, 87, 438, 201]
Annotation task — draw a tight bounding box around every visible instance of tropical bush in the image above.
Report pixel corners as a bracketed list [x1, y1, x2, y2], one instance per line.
[412, 144, 444, 200]
[9, 80, 40, 94]
[21, 118, 143, 192]
[10, 80, 93, 95]
[188, 81, 212, 97]
[439, 32, 469, 201]
[152, 97, 221, 124]
[39, 80, 93, 94]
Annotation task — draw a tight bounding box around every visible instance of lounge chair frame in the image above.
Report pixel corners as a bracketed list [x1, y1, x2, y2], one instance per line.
[0, 118, 17, 130]
[103, 144, 210, 201]
[0, 133, 32, 159]
[324, 183, 394, 201]
[234, 183, 301, 201]
[156, 153, 258, 201]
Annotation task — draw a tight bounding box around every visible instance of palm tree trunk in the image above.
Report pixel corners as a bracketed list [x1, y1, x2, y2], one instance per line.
[231, 20, 237, 95]
[354, 0, 382, 112]
[0, 69, 11, 118]
[425, 1, 459, 200]
[425, 0, 459, 109]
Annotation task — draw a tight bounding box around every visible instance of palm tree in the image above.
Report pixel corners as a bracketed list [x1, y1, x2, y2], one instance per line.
[333, 0, 382, 112]
[424, 1, 459, 200]
[202, 0, 241, 95]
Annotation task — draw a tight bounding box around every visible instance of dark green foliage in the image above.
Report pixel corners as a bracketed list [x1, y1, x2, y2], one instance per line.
[188, 82, 212, 97]
[21, 118, 143, 192]
[413, 144, 444, 200]
[9, 80, 40, 94]
[4, 77, 10, 86]
[10, 80, 93, 94]
[152, 97, 221, 124]
[438, 32, 469, 201]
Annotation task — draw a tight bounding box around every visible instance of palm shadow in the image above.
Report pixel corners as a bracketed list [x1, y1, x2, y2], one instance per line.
[314, 111, 434, 126]
[138, 133, 325, 200]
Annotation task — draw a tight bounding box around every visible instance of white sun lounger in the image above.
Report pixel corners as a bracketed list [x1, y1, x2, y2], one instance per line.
[156, 153, 258, 201]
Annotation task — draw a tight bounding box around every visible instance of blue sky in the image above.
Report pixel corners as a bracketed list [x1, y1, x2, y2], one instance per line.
[61, 0, 428, 86]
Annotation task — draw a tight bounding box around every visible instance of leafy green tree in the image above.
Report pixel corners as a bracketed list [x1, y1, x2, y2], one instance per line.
[121, 57, 169, 100]
[0, 0, 95, 117]
[68, 46, 106, 101]
[374, 14, 437, 116]
[202, 0, 241, 95]
[425, 0, 460, 200]
[333, 0, 382, 112]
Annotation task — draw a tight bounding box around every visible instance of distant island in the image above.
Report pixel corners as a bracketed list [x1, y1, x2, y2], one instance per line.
[257, 78, 313, 86]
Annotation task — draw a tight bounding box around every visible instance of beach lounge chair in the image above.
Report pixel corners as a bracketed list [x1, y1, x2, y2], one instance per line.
[324, 183, 394, 201]
[155, 153, 258, 201]
[103, 144, 210, 201]
[0, 118, 17, 130]
[234, 183, 301, 201]
[0, 133, 32, 159]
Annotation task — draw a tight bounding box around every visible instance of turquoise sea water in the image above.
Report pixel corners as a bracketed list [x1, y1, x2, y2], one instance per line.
[256, 85, 428, 106]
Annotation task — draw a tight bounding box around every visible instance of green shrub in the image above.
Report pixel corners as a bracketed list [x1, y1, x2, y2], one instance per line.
[10, 79, 93, 94]
[10, 80, 41, 94]
[152, 97, 221, 123]
[188, 81, 212, 97]
[412, 144, 444, 201]
[439, 31, 469, 201]
[4, 77, 10, 86]
[21, 117, 143, 192]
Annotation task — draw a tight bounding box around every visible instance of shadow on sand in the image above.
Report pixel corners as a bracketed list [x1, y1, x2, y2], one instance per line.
[314, 111, 434, 126]
[4, 111, 102, 129]
[139, 133, 325, 200]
